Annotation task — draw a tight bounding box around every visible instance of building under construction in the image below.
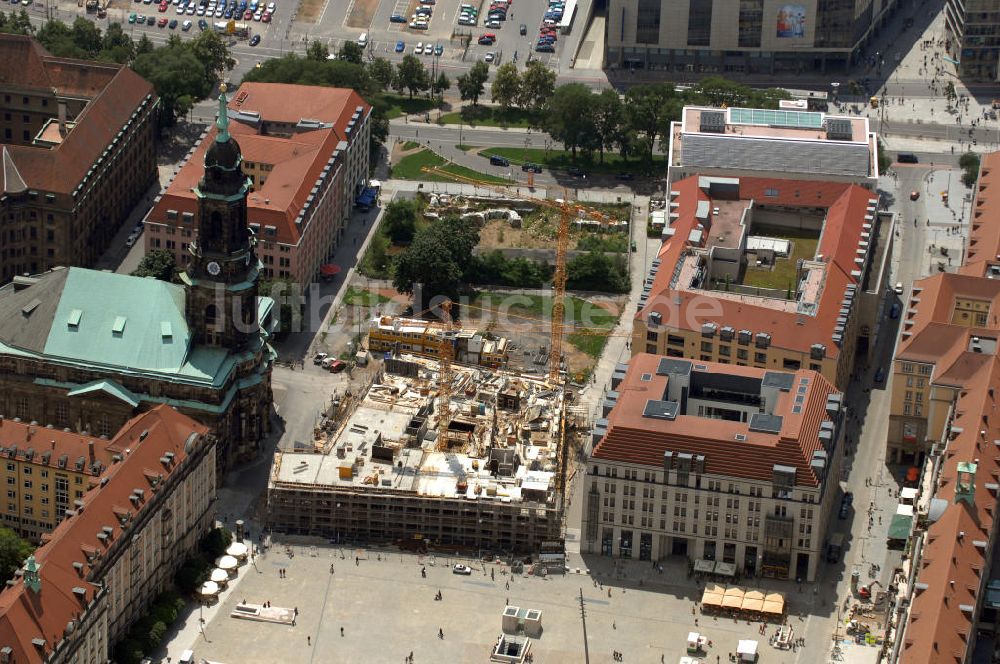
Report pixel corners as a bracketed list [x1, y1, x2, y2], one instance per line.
[266, 355, 566, 553]
[367, 315, 511, 369]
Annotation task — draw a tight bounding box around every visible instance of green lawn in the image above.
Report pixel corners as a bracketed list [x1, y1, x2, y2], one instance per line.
[438, 105, 538, 128]
[401, 141, 421, 150]
[343, 286, 390, 307]
[741, 224, 821, 292]
[379, 94, 437, 120]
[391, 148, 510, 185]
[481, 146, 668, 176]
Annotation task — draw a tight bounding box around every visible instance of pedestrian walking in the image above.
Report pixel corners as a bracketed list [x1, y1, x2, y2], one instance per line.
[341, 626, 345, 637]
[307, 636, 311, 646]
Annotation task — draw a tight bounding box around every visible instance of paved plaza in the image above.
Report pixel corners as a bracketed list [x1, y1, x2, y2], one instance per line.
[180, 541, 821, 664]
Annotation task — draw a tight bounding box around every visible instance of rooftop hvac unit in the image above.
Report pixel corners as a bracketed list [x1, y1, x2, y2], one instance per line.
[700, 111, 726, 133]
[825, 118, 853, 141]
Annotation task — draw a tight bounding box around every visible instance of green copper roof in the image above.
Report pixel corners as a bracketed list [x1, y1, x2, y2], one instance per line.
[66, 379, 140, 407]
[216, 85, 231, 143]
[44, 268, 191, 372]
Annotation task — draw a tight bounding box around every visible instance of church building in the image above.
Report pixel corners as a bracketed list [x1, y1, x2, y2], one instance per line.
[0, 88, 273, 473]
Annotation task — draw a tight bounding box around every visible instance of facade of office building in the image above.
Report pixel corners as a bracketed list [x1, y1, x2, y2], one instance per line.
[606, 0, 901, 74]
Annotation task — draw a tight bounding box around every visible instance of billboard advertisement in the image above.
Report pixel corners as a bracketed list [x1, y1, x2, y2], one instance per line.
[776, 4, 806, 39]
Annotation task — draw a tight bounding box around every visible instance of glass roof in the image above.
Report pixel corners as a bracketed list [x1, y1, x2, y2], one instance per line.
[728, 108, 825, 129]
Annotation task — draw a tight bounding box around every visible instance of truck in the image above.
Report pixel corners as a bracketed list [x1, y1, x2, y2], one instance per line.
[827, 533, 845, 563]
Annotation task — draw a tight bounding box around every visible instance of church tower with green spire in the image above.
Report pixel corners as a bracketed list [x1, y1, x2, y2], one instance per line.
[183, 84, 260, 351]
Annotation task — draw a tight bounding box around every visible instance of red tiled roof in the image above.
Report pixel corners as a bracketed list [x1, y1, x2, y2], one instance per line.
[639, 176, 876, 359]
[0, 406, 208, 664]
[902, 357, 1000, 664]
[591, 354, 838, 487]
[0, 35, 155, 194]
[0, 419, 118, 475]
[148, 82, 369, 247]
[963, 151, 1000, 271]
[897, 272, 1000, 361]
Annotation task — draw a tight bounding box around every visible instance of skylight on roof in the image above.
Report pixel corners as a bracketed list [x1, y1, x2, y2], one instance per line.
[112, 316, 127, 335]
[68, 309, 82, 328]
[161, 322, 173, 339]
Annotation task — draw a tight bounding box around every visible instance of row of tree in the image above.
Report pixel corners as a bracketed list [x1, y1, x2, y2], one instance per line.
[525, 79, 790, 163]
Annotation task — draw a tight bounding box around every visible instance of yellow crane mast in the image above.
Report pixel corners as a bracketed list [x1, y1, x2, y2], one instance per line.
[437, 299, 454, 449]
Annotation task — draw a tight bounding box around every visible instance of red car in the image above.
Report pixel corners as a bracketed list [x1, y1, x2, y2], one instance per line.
[244, 9, 253, 18]
[157, 16, 168, 25]
[261, 10, 270, 21]
[157, 3, 168, 10]
[328, 359, 346, 373]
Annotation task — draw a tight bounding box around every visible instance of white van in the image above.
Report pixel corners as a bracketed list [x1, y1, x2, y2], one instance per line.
[178, 651, 195, 664]
[357, 32, 368, 48]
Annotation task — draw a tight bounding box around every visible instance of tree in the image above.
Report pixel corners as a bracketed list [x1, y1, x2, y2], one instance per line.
[0, 9, 34, 35]
[146, 621, 167, 652]
[490, 62, 520, 113]
[132, 249, 178, 282]
[189, 30, 234, 86]
[70, 17, 103, 55]
[960, 151, 981, 188]
[101, 22, 136, 63]
[200, 527, 232, 558]
[382, 199, 419, 244]
[432, 72, 450, 102]
[457, 61, 489, 105]
[133, 44, 211, 124]
[518, 60, 556, 115]
[592, 89, 623, 164]
[306, 40, 329, 61]
[0, 528, 32, 585]
[369, 57, 395, 90]
[876, 137, 892, 174]
[945, 81, 957, 105]
[567, 250, 628, 292]
[395, 55, 429, 99]
[545, 83, 597, 158]
[136, 33, 154, 56]
[339, 41, 364, 65]
[392, 217, 479, 300]
[624, 83, 675, 162]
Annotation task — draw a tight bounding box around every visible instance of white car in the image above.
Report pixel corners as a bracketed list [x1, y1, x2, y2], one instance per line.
[266, 0, 274, 8]
[409, 20, 428, 28]
[452, 564, 472, 575]
[484, 51, 495, 63]
[125, 233, 138, 248]
[414, 42, 423, 54]
[182, 18, 192, 28]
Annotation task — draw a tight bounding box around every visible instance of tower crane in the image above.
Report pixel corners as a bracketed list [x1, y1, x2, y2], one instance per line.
[419, 166, 615, 385]
[436, 299, 455, 449]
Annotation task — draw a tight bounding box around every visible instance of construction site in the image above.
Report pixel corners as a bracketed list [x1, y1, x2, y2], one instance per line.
[266, 354, 569, 554]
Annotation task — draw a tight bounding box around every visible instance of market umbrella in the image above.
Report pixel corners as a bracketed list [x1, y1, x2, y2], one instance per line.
[320, 264, 342, 277]
[216, 555, 238, 570]
[701, 588, 724, 607]
[199, 580, 219, 596]
[210, 568, 229, 584]
[722, 594, 743, 609]
[227, 542, 248, 559]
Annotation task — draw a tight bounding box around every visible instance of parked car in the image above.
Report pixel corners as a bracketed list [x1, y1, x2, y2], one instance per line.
[415, 41, 423, 54]
[534, 42, 554, 52]
[489, 154, 509, 166]
[484, 51, 495, 63]
[390, 13, 406, 22]
[567, 166, 586, 177]
[169, 18, 178, 26]
[182, 18, 192, 28]
[328, 359, 346, 373]
[519, 22, 526, 34]
[313, 352, 329, 365]
[874, 368, 886, 383]
[395, 39, 405, 52]
[433, 43, 443, 56]
[128, 11, 137, 21]
[409, 20, 428, 28]
[453, 564, 473, 575]
[521, 162, 542, 173]
[249, 34, 261, 45]
[894, 282, 904, 295]
[157, 16, 168, 25]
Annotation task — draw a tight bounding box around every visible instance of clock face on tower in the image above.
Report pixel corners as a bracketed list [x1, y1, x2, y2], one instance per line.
[207, 261, 221, 276]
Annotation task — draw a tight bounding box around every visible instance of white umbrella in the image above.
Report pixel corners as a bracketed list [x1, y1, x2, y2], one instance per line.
[216, 555, 238, 570]
[199, 580, 219, 596]
[210, 568, 229, 584]
[226, 542, 248, 558]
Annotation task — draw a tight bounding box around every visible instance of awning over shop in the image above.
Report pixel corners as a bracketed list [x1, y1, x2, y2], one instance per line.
[895, 503, 914, 517]
[888, 513, 913, 540]
[900, 487, 918, 502]
[320, 264, 342, 277]
[715, 562, 736, 577]
[694, 559, 715, 574]
[701, 588, 724, 607]
[763, 592, 785, 615]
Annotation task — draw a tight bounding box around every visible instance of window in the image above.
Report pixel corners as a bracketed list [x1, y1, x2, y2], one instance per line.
[23, 480, 31, 489]
[904, 403, 912, 415]
[686, 0, 713, 46]
[754, 352, 767, 363]
[737, 349, 748, 360]
[738, 0, 763, 47]
[700, 342, 713, 353]
[635, 0, 661, 44]
[718, 345, 730, 357]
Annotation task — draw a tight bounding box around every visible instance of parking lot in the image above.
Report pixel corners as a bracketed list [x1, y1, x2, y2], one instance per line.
[176, 539, 817, 664]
